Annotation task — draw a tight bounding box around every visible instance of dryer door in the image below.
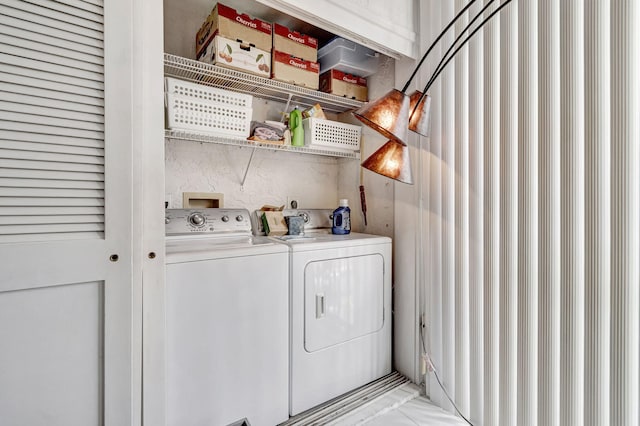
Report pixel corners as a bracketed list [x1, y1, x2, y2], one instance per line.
[304, 253, 385, 352]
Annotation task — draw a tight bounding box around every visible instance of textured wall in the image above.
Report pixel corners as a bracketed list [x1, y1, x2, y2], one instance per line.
[165, 137, 340, 211]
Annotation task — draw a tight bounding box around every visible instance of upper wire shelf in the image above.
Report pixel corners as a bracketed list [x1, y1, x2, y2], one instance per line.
[164, 53, 364, 114]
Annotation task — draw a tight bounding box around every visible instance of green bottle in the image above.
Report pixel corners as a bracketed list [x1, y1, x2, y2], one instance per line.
[289, 107, 304, 147]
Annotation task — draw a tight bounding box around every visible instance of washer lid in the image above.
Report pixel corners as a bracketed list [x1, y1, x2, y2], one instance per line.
[165, 235, 288, 263]
[278, 232, 391, 251]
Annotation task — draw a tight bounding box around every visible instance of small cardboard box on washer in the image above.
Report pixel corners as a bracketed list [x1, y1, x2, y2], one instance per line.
[319, 69, 368, 102]
[261, 211, 288, 236]
[271, 50, 320, 90]
[198, 35, 271, 78]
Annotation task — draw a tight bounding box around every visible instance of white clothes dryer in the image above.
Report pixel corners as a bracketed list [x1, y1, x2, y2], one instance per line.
[165, 208, 289, 426]
[268, 210, 392, 416]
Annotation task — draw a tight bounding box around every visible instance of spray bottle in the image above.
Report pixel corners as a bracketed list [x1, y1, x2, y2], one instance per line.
[289, 106, 304, 147]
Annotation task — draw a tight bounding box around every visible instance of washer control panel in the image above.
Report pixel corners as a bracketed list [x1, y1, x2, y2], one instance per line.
[165, 208, 251, 236]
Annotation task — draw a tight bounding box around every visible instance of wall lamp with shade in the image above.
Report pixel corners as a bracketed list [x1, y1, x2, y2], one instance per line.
[354, 0, 514, 184]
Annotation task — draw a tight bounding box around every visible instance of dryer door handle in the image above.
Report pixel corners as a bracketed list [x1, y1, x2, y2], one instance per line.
[316, 293, 325, 319]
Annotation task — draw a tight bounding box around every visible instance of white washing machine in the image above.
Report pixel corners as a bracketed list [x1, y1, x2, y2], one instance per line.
[260, 209, 392, 416]
[165, 208, 289, 426]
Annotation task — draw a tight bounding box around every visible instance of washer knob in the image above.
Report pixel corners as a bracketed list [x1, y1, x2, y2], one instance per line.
[221, 215, 229, 222]
[236, 215, 244, 222]
[189, 213, 205, 226]
[165, 217, 170, 224]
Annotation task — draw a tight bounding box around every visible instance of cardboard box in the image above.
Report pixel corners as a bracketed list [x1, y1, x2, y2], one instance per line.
[261, 211, 287, 236]
[271, 50, 319, 90]
[272, 23, 318, 62]
[196, 2, 272, 60]
[319, 69, 368, 101]
[199, 35, 271, 78]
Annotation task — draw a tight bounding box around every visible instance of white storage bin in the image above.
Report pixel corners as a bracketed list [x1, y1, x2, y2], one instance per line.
[317, 37, 380, 77]
[303, 118, 361, 152]
[166, 94, 252, 138]
[165, 78, 253, 138]
[165, 77, 252, 108]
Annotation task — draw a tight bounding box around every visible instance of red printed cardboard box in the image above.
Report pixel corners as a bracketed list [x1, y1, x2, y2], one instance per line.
[319, 69, 368, 101]
[271, 51, 319, 90]
[199, 35, 271, 78]
[272, 23, 318, 62]
[196, 2, 272, 60]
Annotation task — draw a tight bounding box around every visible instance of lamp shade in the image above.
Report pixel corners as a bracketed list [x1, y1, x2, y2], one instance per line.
[408, 91, 432, 136]
[361, 139, 413, 184]
[353, 89, 411, 144]
[354, 0, 512, 185]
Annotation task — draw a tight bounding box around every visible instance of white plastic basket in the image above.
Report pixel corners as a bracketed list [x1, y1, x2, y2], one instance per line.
[165, 77, 252, 108]
[302, 118, 361, 152]
[166, 94, 252, 138]
[165, 78, 252, 138]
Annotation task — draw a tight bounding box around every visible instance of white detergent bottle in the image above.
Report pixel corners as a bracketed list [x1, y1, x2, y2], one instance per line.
[331, 199, 351, 235]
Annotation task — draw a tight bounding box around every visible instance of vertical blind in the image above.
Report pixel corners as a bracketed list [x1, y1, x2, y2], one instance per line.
[0, 0, 105, 243]
[421, 0, 640, 425]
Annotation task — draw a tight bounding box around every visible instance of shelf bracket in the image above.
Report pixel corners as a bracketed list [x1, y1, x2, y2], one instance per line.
[242, 93, 291, 189]
[282, 93, 293, 121]
[240, 146, 258, 190]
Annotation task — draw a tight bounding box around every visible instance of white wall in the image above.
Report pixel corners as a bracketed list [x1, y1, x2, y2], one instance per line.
[255, 0, 417, 59]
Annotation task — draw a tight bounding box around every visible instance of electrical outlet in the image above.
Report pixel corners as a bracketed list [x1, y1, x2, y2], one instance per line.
[287, 196, 302, 209]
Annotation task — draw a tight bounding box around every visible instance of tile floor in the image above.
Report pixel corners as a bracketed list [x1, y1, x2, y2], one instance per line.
[329, 383, 469, 426]
[365, 396, 469, 425]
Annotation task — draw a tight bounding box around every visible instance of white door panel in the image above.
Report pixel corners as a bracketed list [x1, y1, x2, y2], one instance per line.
[304, 254, 384, 352]
[0, 241, 108, 292]
[0, 0, 138, 424]
[0, 282, 103, 426]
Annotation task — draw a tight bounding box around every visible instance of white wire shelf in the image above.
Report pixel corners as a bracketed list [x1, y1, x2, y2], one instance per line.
[165, 129, 361, 160]
[164, 53, 364, 114]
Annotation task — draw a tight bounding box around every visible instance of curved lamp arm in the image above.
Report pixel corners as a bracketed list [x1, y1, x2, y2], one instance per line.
[400, 0, 478, 93]
[408, 0, 514, 123]
[359, 0, 516, 184]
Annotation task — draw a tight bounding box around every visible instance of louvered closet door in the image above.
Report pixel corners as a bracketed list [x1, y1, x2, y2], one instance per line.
[0, 1, 135, 425]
